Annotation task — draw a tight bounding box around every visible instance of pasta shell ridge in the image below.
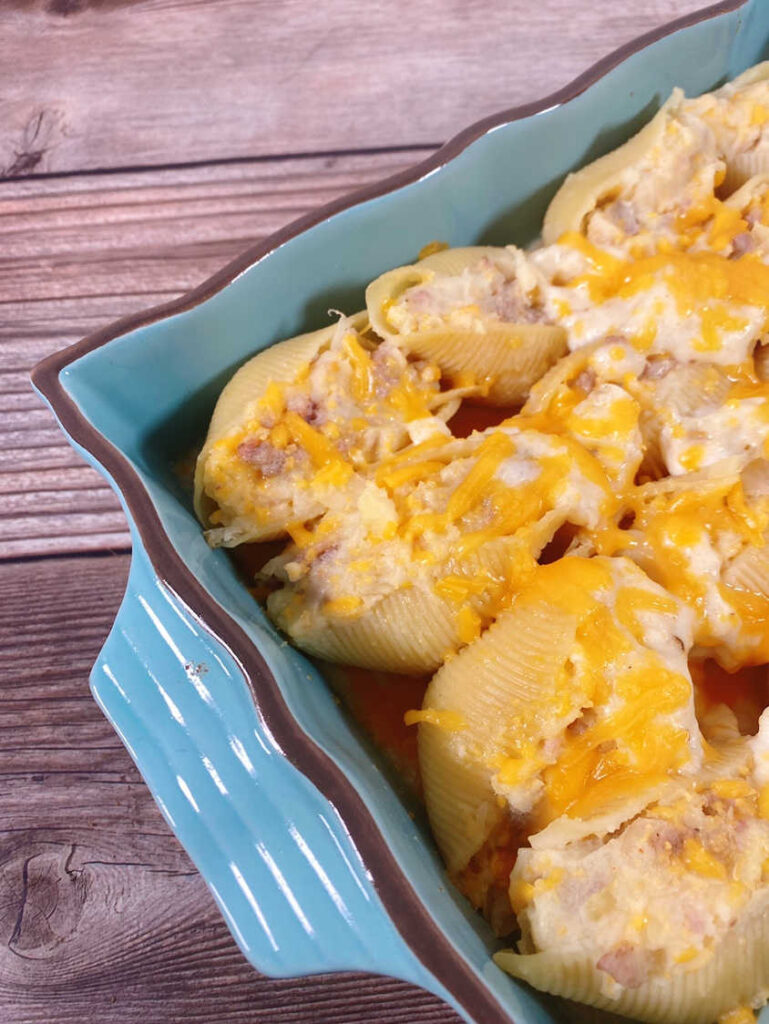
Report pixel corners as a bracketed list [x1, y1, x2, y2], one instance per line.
[267, 529, 557, 676]
[366, 248, 566, 404]
[418, 598, 578, 870]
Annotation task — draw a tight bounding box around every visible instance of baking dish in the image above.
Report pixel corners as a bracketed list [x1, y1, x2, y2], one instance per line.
[32, 3, 769, 1020]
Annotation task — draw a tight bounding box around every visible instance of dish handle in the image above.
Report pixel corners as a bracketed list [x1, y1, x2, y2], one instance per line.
[90, 535, 460, 1011]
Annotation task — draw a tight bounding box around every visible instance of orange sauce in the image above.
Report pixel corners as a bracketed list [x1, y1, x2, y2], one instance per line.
[691, 658, 768, 734]
[227, 540, 427, 796]
[321, 664, 428, 798]
[447, 402, 517, 438]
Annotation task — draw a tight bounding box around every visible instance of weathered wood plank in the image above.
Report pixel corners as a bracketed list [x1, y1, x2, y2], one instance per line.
[0, 552, 460, 1024]
[0, 0, 706, 177]
[0, 149, 420, 559]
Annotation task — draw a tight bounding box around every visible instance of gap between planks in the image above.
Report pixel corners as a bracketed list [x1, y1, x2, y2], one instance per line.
[0, 0, 713, 561]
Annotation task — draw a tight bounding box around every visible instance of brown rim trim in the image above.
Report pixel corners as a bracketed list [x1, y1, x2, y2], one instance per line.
[32, 2, 750, 1021]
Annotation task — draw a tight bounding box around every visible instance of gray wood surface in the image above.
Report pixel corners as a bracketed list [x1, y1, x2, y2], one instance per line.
[0, 2, 713, 1021]
[1, 0, 703, 176]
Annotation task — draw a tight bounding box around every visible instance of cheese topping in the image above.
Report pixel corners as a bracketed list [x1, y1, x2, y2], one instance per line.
[197, 64, 769, 1020]
[199, 315, 457, 546]
[486, 557, 699, 828]
[512, 786, 769, 995]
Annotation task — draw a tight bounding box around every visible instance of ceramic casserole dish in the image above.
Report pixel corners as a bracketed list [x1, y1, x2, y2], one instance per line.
[32, 2, 769, 1020]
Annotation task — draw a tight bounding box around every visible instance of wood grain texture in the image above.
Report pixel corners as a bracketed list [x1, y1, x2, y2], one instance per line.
[0, 553, 461, 1024]
[0, 149, 421, 558]
[1, 0, 706, 177]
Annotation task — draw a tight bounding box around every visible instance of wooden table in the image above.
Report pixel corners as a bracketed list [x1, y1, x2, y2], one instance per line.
[1, 2, 707, 1020]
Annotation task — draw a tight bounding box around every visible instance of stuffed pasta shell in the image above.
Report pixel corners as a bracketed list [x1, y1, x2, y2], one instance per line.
[543, 90, 723, 255]
[262, 424, 614, 673]
[685, 63, 769, 193]
[366, 246, 568, 404]
[196, 61, 769, 1024]
[195, 312, 460, 546]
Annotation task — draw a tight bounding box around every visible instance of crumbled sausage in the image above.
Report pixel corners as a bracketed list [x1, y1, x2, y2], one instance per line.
[287, 394, 324, 425]
[237, 439, 287, 476]
[609, 199, 640, 236]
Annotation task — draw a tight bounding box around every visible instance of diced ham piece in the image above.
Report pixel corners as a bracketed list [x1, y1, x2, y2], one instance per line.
[574, 369, 597, 394]
[404, 288, 435, 313]
[729, 232, 757, 258]
[746, 207, 763, 226]
[648, 823, 684, 856]
[730, 231, 756, 258]
[494, 282, 545, 324]
[372, 344, 405, 395]
[596, 942, 652, 989]
[641, 356, 676, 381]
[287, 394, 323, 425]
[559, 872, 607, 912]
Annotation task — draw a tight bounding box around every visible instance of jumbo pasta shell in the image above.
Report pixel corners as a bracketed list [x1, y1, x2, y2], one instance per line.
[194, 312, 368, 533]
[418, 721, 503, 878]
[710, 65, 769, 193]
[268, 582, 459, 675]
[637, 409, 666, 482]
[495, 889, 769, 1024]
[418, 598, 579, 872]
[741, 457, 769, 499]
[633, 457, 742, 500]
[267, 531, 557, 676]
[366, 246, 506, 339]
[724, 172, 769, 212]
[366, 248, 567, 405]
[723, 541, 769, 597]
[754, 341, 769, 382]
[699, 737, 753, 783]
[364, 247, 569, 403]
[723, 147, 769, 196]
[720, 461, 769, 591]
[399, 322, 568, 406]
[542, 90, 683, 245]
[527, 779, 679, 852]
[414, 245, 512, 277]
[523, 341, 605, 414]
[633, 362, 733, 480]
[650, 362, 731, 418]
[529, 733, 751, 852]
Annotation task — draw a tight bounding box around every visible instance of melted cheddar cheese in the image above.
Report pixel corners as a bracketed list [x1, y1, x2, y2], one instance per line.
[198, 64, 769, 1022]
[198, 315, 457, 547]
[486, 557, 699, 829]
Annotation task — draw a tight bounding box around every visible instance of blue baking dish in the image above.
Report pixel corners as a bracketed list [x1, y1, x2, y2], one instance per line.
[32, 3, 769, 1020]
